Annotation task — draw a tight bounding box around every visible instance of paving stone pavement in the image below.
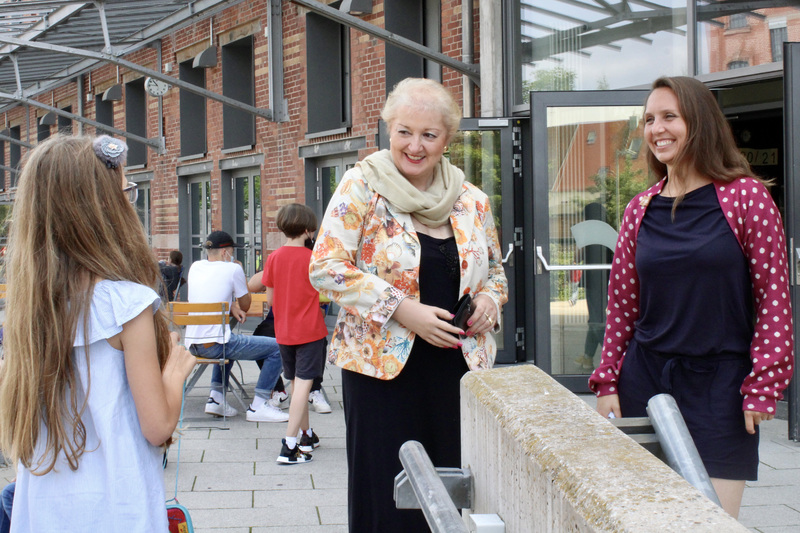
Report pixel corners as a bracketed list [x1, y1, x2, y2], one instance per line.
[163, 361, 348, 533]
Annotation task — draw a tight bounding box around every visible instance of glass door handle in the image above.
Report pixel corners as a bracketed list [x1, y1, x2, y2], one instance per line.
[502, 243, 513, 264]
[535, 245, 612, 272]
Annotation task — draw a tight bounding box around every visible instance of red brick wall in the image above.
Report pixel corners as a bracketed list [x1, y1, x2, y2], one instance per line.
[1, 0, 471, 260]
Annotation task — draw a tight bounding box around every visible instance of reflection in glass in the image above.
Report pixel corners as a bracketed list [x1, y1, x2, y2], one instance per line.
[515, 0, 686, 102]
[134, 182, 151, 244]
[448, 129, 504, 351]
[189, 180, 212, 263]
[232, 174, 262, 277]
[546, 106, 649, 375]
[697, 2, 800, 75]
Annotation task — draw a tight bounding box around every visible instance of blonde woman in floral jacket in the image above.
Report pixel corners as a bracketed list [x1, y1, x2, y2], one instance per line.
[310, 78, 507, 533]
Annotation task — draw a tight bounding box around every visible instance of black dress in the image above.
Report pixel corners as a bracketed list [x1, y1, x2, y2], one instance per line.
[618, 184, 759, 480]
[342, 232, 468, 533]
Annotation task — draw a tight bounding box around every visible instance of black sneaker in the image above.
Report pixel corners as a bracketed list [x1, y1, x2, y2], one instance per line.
[298, 431, 320, 453]
[277, 439, 312, 465]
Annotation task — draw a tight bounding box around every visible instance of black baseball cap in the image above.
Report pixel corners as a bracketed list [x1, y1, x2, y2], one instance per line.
[203, 231, 243, 249]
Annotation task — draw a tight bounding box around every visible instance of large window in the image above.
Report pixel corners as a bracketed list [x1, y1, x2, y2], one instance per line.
[306, 13, 350, 136]
[58, 106, 72, 135]
[37, 121, 50, 142]
[125, 78, 147, 167]
[0, 140, 5, 190]
[698, 4, 800, 75]
[512, 0, 686, 109]
[95, 95, 114, 135]
[132, 179, 151, 242]
[771, 24, 788, 63]
[385, 0, 440, 93]
[9, 126, 20, 188]
[179, 59, 207, 157]
[222, 36, 254, 150]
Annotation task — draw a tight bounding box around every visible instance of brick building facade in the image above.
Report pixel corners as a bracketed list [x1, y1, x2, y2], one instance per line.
[0, 0, 478, 278]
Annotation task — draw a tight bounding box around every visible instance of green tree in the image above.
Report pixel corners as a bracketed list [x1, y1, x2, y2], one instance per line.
[447, 131, 502, 230]
[587, 156, 647, 231]
[522, 67, 576, 103]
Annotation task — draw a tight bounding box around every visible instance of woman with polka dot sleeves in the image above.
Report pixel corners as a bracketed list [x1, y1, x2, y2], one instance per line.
[589, 76, 793, 518]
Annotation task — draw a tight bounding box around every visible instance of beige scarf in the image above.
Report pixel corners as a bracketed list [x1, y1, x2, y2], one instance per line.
[357, 149, 465, 228]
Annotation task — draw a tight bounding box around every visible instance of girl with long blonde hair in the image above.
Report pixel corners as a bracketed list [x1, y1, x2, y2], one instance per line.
[0, 134, 195, 531]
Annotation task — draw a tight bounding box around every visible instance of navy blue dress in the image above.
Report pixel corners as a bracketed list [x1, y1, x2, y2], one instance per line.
[342, 232, 468, 532]
[618, 183, 760, 480]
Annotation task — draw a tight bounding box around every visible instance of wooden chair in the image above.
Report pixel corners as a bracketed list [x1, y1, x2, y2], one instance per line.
[249, 292, 270, 319]
[168, 301, 247, 418]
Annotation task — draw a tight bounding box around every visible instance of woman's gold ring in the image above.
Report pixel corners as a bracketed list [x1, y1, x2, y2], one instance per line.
[484, 312, 493, 325]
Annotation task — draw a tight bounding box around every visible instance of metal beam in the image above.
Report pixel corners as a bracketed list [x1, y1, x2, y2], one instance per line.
[0, 34, 274, 121]
[0, 133, 34, 149]
[290, 0, 480, 85]
[0, 164, 20, 176]
[0, 90, 163, 151]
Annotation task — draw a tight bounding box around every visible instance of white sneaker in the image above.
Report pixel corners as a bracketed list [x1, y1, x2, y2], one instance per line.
[268, 390, 289, 410]
[246, 401, 290, 423]
[308, 390, 332, 414]
[205, 396, 238, 417]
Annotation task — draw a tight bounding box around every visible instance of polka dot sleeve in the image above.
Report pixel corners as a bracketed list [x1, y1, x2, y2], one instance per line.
[719, 178, 794, 414]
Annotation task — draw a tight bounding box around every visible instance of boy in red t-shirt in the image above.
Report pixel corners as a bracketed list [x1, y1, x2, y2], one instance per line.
[263, 204, 329, 464]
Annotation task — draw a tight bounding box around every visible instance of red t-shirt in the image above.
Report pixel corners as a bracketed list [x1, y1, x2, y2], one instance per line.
[263, 246, 328, 345]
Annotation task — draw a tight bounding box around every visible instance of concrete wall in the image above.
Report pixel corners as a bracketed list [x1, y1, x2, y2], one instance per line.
[460, 365, 748, 532]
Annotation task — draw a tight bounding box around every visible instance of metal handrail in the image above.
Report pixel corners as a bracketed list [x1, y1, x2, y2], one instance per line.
[535, 245, 611, 271]
[398, 441, 469, 533]
[646, 394, 721, 506]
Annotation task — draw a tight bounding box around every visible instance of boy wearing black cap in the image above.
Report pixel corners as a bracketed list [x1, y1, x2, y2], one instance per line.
[184, 230, 289, 423]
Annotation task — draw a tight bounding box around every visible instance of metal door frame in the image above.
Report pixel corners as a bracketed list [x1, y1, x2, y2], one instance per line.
[228, 167, 263, 278]
[457, 117, 524, 364]
[526, 90, 649, 391]
[783, 42, 800, 441]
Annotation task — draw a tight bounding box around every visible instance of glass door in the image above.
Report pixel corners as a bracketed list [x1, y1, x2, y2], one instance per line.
[783, 42, 800, 441]
[232, 168, 262, 277]
[317, 155, 357, 216]
[313, 155, 357, 323]
[526, 90, 649, 391]
[178, 174, 212, 301]
[451, 118, 523, 364]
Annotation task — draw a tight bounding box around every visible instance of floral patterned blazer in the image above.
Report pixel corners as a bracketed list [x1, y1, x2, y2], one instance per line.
[309, 167, 509, 380]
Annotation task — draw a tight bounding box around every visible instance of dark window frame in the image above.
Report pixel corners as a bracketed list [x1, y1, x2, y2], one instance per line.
[305, 13, 351, 136]
[125, 78, 147, 167]
[9, 126, 20, 188]
[221, 36, 255, 150]
[95, 95, 115, 136]
[729, 13, 748, 30]
[58, 106, 72, 135]
[771, 26, 788, 63]
[179, 59, 207, 158]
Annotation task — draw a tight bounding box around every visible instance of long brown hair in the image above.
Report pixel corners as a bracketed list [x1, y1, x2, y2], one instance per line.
[645, 76, 757, 196]
[0, 134, 172, 474]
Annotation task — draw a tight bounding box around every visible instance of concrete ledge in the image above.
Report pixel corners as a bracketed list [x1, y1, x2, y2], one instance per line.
[460, 365, 747, 532]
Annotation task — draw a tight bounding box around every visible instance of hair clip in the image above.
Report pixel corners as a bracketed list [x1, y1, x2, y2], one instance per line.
[92, 135, 128, 169]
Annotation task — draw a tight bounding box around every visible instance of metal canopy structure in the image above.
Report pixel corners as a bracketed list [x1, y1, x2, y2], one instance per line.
[519, 0, 800, 64]
[0, 0, 278, 149]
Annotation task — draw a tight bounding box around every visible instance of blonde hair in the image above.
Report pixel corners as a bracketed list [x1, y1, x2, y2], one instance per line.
[0, 134, 172, 474]
[381, 78, 462, 140]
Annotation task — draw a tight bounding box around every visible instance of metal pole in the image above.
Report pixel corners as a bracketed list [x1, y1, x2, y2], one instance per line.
[646, 394, 721, 506]
[398, 441, 469, 533]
